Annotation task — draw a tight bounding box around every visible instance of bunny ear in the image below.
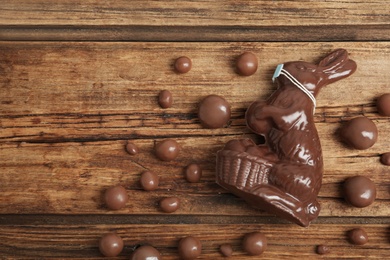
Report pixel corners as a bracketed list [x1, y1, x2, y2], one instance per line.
[318, 49, 348, 71]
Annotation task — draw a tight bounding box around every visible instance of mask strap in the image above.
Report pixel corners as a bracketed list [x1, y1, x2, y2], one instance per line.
[272, 64, 316, 113]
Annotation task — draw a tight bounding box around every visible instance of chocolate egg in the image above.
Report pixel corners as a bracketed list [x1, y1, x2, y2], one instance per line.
[198, 95, 231, 129]
[104, 185, 128, 210]
[236, 52, 258, 76]
[155, 139, 180, 161]
[174, 56, 192, 74]
[158, 90, 173, 108]
[343, 176, 376, 208]
[178, 236, 202, 260]
[380, 152, 390, 166]
[339, 116, 378, 150]
[99, 232, 124, 257]
[219, 243, 233, 257]
[242, 232, 267, 256]
[159, 197, 180, 213]
[140, 171, 159, 191]
[348, 228, 368, 245]
[125, 142, 139, 155]
[184, 164, 202, 183]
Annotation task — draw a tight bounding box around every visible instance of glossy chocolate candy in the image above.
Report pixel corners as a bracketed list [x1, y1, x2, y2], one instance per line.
[178, 236, 202, 260]
[343, 176, 376, 208]
[158, 90, 173, 108]
[184, 164, 202, 183]
[104, 185, 128, 210]
[377, 93, 390, 116]
[140, 171, 159, 191]
[155, 139, 180, 161]
[130, 245, 161, 260]
[236, 52, 258, 76]
[174, 56, 192, 74]
[216, 49, 357, 226]
[99, 233, 124, 257]
[348, 228, 368, 245]
[242, 232, 267, 256]
[198, 95, 231, 129]
[340, 116, 378, 150]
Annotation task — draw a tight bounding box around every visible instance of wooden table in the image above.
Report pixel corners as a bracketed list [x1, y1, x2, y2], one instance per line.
[1, 1, 389, 259]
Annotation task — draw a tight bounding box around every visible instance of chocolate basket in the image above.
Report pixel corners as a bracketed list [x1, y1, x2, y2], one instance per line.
[216, 149, 274, 191]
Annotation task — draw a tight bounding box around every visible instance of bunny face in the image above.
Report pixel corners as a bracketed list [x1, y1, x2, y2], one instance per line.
[276, 49, 357, 97]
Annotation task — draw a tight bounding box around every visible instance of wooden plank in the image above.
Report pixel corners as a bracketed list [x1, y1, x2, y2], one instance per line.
[0, 1, 389, 41]
[0, 223, 389, 258]
[0, 42, 389, 217]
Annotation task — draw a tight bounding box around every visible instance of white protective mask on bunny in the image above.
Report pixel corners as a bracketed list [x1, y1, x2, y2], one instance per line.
[272, 64, 317, 113]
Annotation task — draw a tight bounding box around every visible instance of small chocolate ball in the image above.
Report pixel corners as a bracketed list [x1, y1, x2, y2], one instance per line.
[184, 164, 202, 183]
[343, 176, 376, 208]
[140, 171, 159, 191]
[178, 236, 202, 260]
[376, 93, 390, 116]
[104, 185, 128, 210]
[130, 245, 162, 260]
[219, 243, 233, 257]
[339, 116, 378, 150]
[316, 245, 330, 255]
[99, 233, 124, 257]
[198, 95, 231, 129]
[236, 52, 258, 76]
[125, 142, 139, 155]
[159, 197, 180, 213]
[174, 56, 192, 73]
[155, 139, 180, 161]
[242, 232, 267, 256]
[348, 228, 368, 245]
[380, 152, 390, 166]
[158, 90, 173, 108]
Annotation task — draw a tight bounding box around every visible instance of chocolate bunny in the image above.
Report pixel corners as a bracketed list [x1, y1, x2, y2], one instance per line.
[217, 49, 357, 226]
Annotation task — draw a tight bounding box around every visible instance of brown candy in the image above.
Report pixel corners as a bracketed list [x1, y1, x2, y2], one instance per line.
[125, 142, 139, 155]
[104, 185, 128, 210]
[184, 164, 202, 183]
[219, 243, 233, 257]
[242, 232, 267, 256]
[174, 56, 192, 74]
[140, 171, 159, 191]
[159, 197, 180, 213]
[236, 52, 258, 76]
[340, 116, 378, 150]
[316, 245, 330, 255]
[99, 232, 124, 257]
[158, 90, 173, 108]
[198, 95, 231, 129]
[130, 245, 161, 260]
[155, 139, 180, 161]
[178, 236, 202, 260]
[380, 152, 390, 166]
[343, 176, 376, 208]
[348, 228, 368, 245]
[376, 93, 390, 116]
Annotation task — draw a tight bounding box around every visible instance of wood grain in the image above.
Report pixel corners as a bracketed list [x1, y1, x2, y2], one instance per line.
[0, 0, 389, 41]
[1, 1, 390, 256]
[0, 223, 389, 259]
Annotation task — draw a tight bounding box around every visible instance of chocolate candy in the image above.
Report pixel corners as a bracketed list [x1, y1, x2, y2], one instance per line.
[343, 176, 376, 208]
[348, 228, 368, 245]
[130, 245, 161, 260]
[178, 236, 202, 260]
[219, 243, 233, 257]
[380, 152, 390, 166]
[198, 95, 231, 129]
[125, 142, 139, 155]
[376, 93, 390, 116]
[159, 197, 180, 213]
[217, 49, 357, 227]
[339, 116, 378, 150]
[236, 52, 258, 76]
[184, 164, 202, 183]
[158, 90, 173, 108]
[174, 56, 192, 74]
[316, 245, 330, 255]
[99, 232, 124, 257]
[104, 185, 128, 210]
[155, 139, 180, 161]
[140, 171, 159, 191]
[242, 232, 267, 256]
